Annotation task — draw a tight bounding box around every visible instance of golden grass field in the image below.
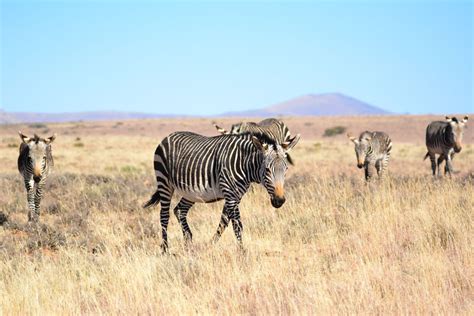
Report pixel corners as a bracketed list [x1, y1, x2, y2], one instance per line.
[0, 115, 473, 314]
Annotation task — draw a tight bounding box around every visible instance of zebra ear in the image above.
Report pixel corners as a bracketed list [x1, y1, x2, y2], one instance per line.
[462, 115, 469, 123]
[213, 122, 228, 135]
[282, 134, 300, 152]
[445, 116, 452, 122]
[45, 134, 56, 144]
[18, 131, 30, 143]
[251, 136, 268, 152]
[347, 133, 357, 143]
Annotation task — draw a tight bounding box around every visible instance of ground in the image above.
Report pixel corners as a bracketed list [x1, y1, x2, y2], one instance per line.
[0, 115, 473, 314]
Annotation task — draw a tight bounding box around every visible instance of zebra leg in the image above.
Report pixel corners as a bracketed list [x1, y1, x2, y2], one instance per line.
[230, 206, 243, 247]
[24, 178, 37, 222]
[173, 198, 194, 246]
[32, 179, 45, 222]
[445, 151, 454, 177]
[375, 159, 382, 178]
[437, 154, 445, 176]
[429, 152, 437, 176]
[380, 155, 390, 179]
[158, 187, 173, 253]
[364, 162, 375, 181]
[211, 205, 231, 243]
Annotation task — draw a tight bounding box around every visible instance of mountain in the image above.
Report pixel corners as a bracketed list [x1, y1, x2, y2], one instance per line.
[0, 93, 389, 124]
[223, 93, 389, 117]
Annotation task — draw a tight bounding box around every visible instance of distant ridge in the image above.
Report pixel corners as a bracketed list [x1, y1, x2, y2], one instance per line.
[0, 111, 176, 124]
[0, 93, 389, 124]
[222, 93, 389, 117]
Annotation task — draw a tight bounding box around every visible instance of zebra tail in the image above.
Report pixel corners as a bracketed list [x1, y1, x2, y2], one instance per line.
[143, 190, 160, 209]
[423, 152, 430, 161]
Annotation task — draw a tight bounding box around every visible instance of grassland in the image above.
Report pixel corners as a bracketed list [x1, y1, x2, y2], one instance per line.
[0, 116, 473, 314]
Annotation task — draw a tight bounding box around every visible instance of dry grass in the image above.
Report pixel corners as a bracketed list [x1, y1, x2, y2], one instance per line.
[0, 117, 473, 314]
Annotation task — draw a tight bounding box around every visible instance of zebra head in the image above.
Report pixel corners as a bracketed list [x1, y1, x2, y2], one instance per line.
[348, 132, 372, 168]
[19, 132, 56, 182]
[446, 116, 469, 153]
[252, 134, 300, 208]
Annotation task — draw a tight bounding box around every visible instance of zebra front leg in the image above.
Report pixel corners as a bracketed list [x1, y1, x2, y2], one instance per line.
[211, 205, 231, 244]
[173, 198, 194, 247]
[445, 151, 455, 177]
[32, 179, 45, 222]
[24, 178, 37, 222]
[364, 162, 375, 182]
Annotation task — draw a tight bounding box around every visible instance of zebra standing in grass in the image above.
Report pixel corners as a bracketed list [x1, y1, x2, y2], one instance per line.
[18, 132, 56, 222]
[424, 116, 469, 176]
[213, 118, 296, 165]
[348, 131, 392, 181]
[143, 131, 300, 252]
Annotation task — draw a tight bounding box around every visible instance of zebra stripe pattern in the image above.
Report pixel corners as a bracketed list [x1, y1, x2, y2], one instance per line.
[17, 132, 56, 222]
[348, 131, 392, 181]
[213, 118, 295, 165]
[144, 131, 300, 252]
[424, 116, 469, 176]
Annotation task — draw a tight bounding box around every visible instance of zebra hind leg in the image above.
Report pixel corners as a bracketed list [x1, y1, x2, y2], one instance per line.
[211, 206, 231, 244]
[158, 187, 173, 253]
[429, 153, 437, 176]
[437, 154, 445, 176]
[173, 198, 194, 247]
[230, 206, 244, 248]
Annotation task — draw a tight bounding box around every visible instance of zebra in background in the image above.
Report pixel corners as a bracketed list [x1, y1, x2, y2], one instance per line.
[18, 132, 56, 222]
[424, 116, 469, 176]
[213, 118, 296, 165]
[143, 131, 300, 252]
[347, 131, 392, 181]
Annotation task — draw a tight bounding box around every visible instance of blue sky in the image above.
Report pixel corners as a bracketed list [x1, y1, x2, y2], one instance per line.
[1, 0, 472, 115]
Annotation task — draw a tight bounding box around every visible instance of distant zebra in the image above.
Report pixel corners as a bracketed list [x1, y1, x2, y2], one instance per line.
[213, 118, 296, 165]
[18, 132, 56, 222]
[143, 131, 300, 252]
[348, 131, 392, 181]
[424, 116, 469, 176]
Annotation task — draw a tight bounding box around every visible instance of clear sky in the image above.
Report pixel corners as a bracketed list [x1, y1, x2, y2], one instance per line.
[1, 0, 472, 115]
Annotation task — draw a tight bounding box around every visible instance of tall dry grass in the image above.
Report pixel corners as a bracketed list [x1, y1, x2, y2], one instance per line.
[0, 131, 473, 314]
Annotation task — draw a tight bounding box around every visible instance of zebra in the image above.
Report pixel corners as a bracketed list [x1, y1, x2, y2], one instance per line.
[424, 116, 469, 176]
[213, 118, 295, 165]
[143, 131, 300, 252]
[17, 132, 56, 222]
[347, 131, 392, 181]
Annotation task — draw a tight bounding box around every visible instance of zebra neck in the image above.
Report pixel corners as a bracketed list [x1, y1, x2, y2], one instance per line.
[245, 152, 263, 184]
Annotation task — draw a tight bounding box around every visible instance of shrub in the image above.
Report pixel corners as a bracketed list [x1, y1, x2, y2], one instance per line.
[323, 126, 346, 137]
[28, 123, 48, 129]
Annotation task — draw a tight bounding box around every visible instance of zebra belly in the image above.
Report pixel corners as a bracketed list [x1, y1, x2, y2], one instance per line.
[174, 187, 224, 203]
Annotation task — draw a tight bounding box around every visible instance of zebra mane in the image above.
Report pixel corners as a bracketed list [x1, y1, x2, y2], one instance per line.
[32, 134, 41, 143]
[238, 131, 278, 147]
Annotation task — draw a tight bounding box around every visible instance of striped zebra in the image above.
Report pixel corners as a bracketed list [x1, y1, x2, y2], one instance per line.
[424, 116, 469, 176]
[18, 132, 56, 222]
[347, 131, 392, 181]
[213, 118, 295, 165]
[143, 131, 300, 252]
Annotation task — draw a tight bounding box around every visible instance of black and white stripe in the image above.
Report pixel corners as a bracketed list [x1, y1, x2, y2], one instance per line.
[348, 131, 392, 181]
[17, 132, 56, 222]
[213, 118, 295, 165]
[144, 131, 300, 252]
[424, 116, 469, 176]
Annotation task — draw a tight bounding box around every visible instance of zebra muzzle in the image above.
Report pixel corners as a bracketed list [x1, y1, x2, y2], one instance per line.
[357, 163, 364, 169]
[271, 196, 286, 208]
[33, 175, 42, 183]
